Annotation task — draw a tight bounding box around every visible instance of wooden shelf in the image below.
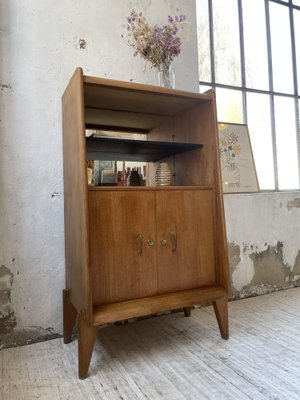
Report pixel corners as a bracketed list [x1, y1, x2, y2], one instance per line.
[83, 76, 212, 132]
[93, 285, 227, 326]
[86, 136, 203, 162]
[88, 186, 213, 191]
[84, 75, 211, 116]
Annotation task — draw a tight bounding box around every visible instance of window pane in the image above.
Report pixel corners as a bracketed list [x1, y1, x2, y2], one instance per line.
[213, 0, 241, 86]
[274, 96, 299, 189]
[247, 93, 275, 189]
[243, 0, 269, 90]
[270, 3, 294, 94]
[294, 10, 300, 94]
[293, 0, 300, 6]
[199, 83, 212, 94]
[196, 0, 211, 82]
[216, 88, 243, 123]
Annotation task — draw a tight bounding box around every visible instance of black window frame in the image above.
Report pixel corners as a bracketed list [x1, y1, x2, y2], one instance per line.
[198, 0, 300, 191]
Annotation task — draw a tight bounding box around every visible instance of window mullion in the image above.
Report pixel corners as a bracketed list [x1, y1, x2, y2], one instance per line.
[238, 0, 247, 124]
[265, 0, 279, 190]
[289, 4, 300, 187]
[208, 0, 215, 85]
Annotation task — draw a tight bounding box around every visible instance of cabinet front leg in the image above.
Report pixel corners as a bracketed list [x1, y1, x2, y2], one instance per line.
[213, 297, 229, 340]
[63, 289, 77, 344]
[78, 311, 97, 379]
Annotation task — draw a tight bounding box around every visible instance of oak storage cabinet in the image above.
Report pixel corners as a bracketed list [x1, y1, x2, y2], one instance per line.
[62, 68, 230, 379]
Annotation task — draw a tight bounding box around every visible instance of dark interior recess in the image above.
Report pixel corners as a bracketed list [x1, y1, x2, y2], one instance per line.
[86, 136, 203, 162]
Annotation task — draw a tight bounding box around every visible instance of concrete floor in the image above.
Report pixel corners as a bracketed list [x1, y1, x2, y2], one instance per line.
[1, 287, 300, 400]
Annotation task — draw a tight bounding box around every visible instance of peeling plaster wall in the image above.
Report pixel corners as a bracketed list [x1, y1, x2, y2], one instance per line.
[0, 0, 199, 348]
[224, 192, 300, 298]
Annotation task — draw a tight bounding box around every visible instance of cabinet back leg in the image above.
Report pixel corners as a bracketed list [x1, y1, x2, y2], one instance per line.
[213, 297, 229, 340]
[183, 307, 191, 317]
[78, 311, 97, 379]
[63, 289, 77, 344]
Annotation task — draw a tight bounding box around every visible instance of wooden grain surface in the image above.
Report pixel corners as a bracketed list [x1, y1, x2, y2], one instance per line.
[62, 67, 92, 321]
[89, 188, 217, 307]
[2, 288, 300, 399]
[206, 90, 231, 295]
[155, 189, 216, 294]
[88, 190, 158, 305]
[83, 75, 210, 116]
[93, 285, 226, 325]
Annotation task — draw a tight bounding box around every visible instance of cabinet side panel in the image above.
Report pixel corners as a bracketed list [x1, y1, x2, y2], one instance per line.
[62, 68, 91, 318]
[169, 91, 230, 293]
[206, 90, 231, 294]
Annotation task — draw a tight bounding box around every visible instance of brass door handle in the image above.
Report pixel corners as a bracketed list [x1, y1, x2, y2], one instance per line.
[137, 233, 143, 255]
[171, 231, 177, 252]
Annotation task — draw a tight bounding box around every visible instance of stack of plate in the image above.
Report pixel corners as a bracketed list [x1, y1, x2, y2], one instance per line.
[155, 162, 173, 186]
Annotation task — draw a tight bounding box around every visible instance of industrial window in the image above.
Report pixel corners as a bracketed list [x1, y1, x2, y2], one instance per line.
[196, 0, 300, 190]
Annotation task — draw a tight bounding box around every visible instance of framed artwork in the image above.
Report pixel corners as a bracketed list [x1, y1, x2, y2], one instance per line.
[218, 122, 260, 193]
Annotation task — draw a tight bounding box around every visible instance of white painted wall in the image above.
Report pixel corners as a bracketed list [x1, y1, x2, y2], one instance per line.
[0, 0, 199, 338]
[0, 0, 299, 343]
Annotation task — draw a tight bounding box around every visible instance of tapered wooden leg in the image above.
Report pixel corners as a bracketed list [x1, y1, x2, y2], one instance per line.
[183, 307, 191, 317]
[63, 289, 77, 344]
[78, 311, 97, 379]
[213, 297, 229, 340]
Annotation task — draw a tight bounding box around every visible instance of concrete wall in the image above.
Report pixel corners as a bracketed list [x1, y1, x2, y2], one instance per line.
[0, 0, 299, 349]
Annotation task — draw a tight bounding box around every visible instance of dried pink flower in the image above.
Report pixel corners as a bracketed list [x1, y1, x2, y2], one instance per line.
[124, 10, 188, 71]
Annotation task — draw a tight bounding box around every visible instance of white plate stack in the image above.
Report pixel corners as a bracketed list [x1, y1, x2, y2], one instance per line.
[155, 162, 173, 186]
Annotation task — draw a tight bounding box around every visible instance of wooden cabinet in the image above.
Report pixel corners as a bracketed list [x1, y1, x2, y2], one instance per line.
[62, 68, 230, 379]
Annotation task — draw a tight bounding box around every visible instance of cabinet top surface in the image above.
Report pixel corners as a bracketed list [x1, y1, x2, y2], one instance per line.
[83, 73, 213, 117]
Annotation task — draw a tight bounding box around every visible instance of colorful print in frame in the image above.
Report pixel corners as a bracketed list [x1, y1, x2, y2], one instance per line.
[218, 123, 259, 193]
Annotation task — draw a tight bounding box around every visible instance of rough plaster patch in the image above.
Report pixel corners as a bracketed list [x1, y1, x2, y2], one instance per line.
[0, 265, 16, 333]
[0, 267, 60, 350]
[230, 284, 300, 300]
[229, 242, 300, 299]
[73, 37, 88, 50]
[0, 83, 12, 91]
[79, 38, 87, 49]
[287, 197, 300, 211]
[291, 251, 300, 275]
[0, 327, 61, 350]
[224, 192, 300, 268]
[227, 242, 241, 272]
[51, 191, 60, 198]
[232, 254, 255, 291]
[249, 242, 290, 287]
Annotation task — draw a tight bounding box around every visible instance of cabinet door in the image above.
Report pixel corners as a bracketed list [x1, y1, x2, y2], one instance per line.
[89, 190, 157, 305]
[156, 189, 216, 294]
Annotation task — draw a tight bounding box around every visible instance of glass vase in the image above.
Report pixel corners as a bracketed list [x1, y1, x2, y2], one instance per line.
[158, 66, 175, 89]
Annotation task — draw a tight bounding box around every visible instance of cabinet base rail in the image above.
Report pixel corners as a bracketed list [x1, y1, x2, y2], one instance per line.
[63, 286, 229, 379]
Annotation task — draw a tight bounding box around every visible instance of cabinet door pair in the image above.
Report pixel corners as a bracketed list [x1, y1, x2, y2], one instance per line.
[89, 190, 216, 306]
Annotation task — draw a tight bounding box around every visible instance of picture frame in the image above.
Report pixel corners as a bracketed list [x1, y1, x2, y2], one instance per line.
[218, 122, 260, 193]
